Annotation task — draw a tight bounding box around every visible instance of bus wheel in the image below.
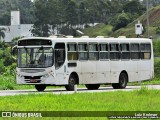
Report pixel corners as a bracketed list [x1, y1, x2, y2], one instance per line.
[65, 75, 76, 91]
[112, 73, 128, 89]
[35, 85, 46, 92]
[85, 84, 100, 90]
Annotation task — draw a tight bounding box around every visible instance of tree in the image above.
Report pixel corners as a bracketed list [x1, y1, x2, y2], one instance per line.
[141, 0, 160, 7]
[16, 0, 35, 24]
[31, 0, 51, 37]
[0, 28, 5, 41]
[65, 0, 78, 25]
[156, 27, 160, 34]
[113, 12, 130, 31]
[0, 0, 34, 25]
[78, 2, 87, 25]
[0, 42, 15, 73]
[31, 0, 146, 35]
[123, 0, 146, 16]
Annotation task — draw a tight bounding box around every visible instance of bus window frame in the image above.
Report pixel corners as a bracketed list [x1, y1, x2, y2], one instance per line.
[67, 42, 78, 61]
[78, 43, 88, 61]
[109, 42, 120, 61]
[130, 43, 140, 60]
[99, 43, 109, 61]
[120, 43, 130, 61]
[88, 42, 99, 61]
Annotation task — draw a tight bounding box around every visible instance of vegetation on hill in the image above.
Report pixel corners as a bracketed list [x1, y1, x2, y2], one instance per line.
[31, 0, 146, 37]
[112, 5, 160, 38]
[82, 24, 113, 37]
[83, 4, 160, 39]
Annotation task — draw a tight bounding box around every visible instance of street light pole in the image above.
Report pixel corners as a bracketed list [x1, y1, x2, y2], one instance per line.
[146, 0, 149, 38]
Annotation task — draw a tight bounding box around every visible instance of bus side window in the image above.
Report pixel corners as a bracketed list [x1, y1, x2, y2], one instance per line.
[130, 43, 140, 60]
[120, 43, 130, 60]
[140, 43, 151, 60]
[67, 43, 78, 61]
[78, 43, 88, 60]
[110, 43, 120, 60]
[99, 44, 109, 60]
[89, 43, 99, 60]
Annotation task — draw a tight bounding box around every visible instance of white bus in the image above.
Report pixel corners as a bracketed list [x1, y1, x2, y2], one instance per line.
[12, 36, 154, 91]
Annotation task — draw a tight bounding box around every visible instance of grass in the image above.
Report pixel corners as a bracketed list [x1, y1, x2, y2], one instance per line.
[0, 88, 160, 111]
[0, 88, 160, 119]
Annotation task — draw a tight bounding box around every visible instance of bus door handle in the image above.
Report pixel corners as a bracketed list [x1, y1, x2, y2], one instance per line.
[101, 73, 105, 74]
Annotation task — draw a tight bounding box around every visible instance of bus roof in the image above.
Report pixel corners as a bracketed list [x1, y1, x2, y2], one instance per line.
[19, 37, 152, 43]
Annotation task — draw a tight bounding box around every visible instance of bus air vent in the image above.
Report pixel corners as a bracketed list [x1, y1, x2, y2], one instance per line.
[21, 69, 45, 73]
[96, 36, 104, 38]
[81, 36, 89, 38]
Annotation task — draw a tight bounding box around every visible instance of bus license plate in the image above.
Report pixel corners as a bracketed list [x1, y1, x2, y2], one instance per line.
[30, 79, 37, 83]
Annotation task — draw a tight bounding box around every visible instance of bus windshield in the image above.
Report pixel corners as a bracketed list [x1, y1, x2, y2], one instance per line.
[18, 47, 54, 68]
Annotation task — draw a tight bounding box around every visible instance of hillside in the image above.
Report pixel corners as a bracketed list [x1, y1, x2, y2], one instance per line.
[112, 5, 160, 38]
[83, 5, 160, 39]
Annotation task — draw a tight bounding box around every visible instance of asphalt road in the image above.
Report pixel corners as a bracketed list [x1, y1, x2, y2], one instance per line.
[0, 85, 160, 96]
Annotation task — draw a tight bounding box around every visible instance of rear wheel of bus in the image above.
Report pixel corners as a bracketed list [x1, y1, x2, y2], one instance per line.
[35, 84, 46, 92]
[112, 72, 128, 89]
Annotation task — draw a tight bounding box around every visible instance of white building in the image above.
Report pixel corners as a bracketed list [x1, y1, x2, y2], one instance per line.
[0, 11, 33, 42]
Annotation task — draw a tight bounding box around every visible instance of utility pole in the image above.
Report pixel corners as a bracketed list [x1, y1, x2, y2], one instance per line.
[146, 0, 149, 38]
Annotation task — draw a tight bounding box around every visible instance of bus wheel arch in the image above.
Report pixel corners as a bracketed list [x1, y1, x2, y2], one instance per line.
[112, 71, 128, 89]
[65, 72, 79, 91]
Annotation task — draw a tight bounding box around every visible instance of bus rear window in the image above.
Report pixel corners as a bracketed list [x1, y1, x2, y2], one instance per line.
[140, 43, 151, 60]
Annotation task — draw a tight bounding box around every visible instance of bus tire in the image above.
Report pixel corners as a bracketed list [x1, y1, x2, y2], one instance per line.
[65, 75, 76, 91]
[35, 84, 46, 92]
[112, 73, 128, 89]
[85, 84, 100, 90]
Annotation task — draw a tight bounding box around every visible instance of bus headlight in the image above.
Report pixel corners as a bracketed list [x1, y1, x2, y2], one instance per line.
[17, 74, 24, 78]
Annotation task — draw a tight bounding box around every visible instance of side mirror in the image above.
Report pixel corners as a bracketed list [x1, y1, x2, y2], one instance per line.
[11, 45, 17, 60]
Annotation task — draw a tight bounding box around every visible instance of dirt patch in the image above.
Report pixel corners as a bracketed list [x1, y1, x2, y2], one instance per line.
[143, 9, 160, 26]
